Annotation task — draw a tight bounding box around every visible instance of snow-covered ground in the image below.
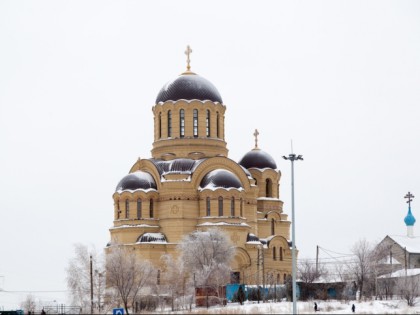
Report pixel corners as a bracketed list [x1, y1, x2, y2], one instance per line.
[2, 292, 420, 314]
[171, 299, 420, 314]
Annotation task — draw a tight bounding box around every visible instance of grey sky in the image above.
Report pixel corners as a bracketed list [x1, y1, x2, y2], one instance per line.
[1, 0, 419, 303]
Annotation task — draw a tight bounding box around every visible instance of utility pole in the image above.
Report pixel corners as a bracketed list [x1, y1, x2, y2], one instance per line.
[90, 255, 93, 314]
[315, 245, 319, 276]
[257, 246, 260, 303]
[262, 247, 265, 303]
[283, 153, 303, 315]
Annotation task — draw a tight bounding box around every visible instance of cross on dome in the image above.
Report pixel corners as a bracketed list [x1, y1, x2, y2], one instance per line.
[254, 129, 259, 149]
[185, 45, 192, 71]
[405, 191, 414, 208]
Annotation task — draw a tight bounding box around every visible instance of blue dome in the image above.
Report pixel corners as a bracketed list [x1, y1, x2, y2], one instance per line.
[156, 73, 223, 103]
[404, 207, 416, 226]
[239, 148, 277, 169]
[115, 171, 157, 192]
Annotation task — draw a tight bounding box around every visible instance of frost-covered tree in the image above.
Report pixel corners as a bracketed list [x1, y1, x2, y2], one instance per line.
[160, 254, 193, 311]
[106, 245, 155, 315]
[178, 228, 235, 307]
[66, 243, 106, 313]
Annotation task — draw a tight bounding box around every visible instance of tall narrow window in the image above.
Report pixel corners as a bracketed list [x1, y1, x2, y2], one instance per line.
[206, 110, 210, 137]
[271, 218, 275, 235]
[158, 113, 162, 139]
[150, 199, 154, 218]
[117, 201, 120, 219]
[206, 197, 211, 216]
[273, 247, 277, 260]
[125, 199, 130, 219]
[216, 112, 220, 138]
[266, 178, 272, 197]
[240, 198, 243, 217]
[218, 196, 223, 216]
[280, 247, 283, 261]
[137, 199, 142, 219]
[277, 274, 280, 285]
[230, 197, 235, 217]
[193, 109, 198, 137]
[157, 270, 161, 285]
[180, 109, 185, 138]
[167, 110, 172, 137]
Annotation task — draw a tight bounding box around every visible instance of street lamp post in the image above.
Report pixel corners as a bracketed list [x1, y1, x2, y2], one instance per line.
[283, 153, 303, 315]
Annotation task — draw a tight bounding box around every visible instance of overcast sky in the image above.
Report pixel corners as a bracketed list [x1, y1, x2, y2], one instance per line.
[1, 0, 420, 305]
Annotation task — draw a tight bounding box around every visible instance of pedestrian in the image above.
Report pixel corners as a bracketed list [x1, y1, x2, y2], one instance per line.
[314, 302, 318, 312]
[41, 308, 46, 315]
[352, 303, 355, 313]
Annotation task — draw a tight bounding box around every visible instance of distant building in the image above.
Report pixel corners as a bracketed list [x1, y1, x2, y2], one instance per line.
[376, 193, 419, 297]
[106, 47, 294, 285]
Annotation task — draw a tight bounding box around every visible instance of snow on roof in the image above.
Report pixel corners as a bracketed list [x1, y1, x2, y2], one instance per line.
[387, 235, 420, 253]
[256, 197, 281, 201]
[197, 221, 250, 227]
[378, 268, 420, 279]
[116, 188, 157, 193]
[109, 224, 159, 230]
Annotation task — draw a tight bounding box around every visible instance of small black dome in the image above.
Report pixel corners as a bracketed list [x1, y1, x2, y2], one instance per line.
[115, 171, 157, 192]
[239, 148, 277, 169]
[156, 73, 223, 103]
[200, 169, 242, 190]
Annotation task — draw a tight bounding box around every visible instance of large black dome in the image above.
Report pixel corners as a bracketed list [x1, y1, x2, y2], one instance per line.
[239, 148, 277, 169]
[156, 73, 223, 104]
[115, 171, 157, 192]
[200, 169, 242, 190]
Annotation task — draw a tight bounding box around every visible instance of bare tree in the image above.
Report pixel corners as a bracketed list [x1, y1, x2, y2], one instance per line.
[396, 275, 419, 306]
[106, 245, 155, 315]
[348, 238, 375, 300]
[66, 243, 105, 313]
[20, 294, 37, 314]
[298, 259, 326, 283]
[178, 228, 235, 307]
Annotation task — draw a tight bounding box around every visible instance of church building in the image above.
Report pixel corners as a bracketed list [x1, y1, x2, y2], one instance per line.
[107, 46, 294, 285]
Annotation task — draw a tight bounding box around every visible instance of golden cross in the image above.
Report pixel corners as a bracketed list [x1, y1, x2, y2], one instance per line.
[254, 129, 259, 149]
[185, 45, 192, 71]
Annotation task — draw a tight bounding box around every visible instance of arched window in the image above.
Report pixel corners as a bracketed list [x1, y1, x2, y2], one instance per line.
[230, 197, 235, 216]
[206, 197, 211, 216]
[158, 112, 162, 139]
[116, 200, 120, 219]
[206, 109, 210, 137]
[137, 199, 142, 219]
[283, 273, 287, 283]
[180, 109, 185, 138]
[273, 247, 277, 260]
[125, 199, 130, 219]
[218, 196, 223, 216]
[240, 198, 243, 217]
[193, 109, 198, 137]
[280, 247, 283, 261]
[216, 112, 220, 138]
[167, 110, 172, 137]
[266, 178, 272, 197]
[277, 274, 280, 284]
[150, 199, 154, 218]
[271, 218, 275, 235]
